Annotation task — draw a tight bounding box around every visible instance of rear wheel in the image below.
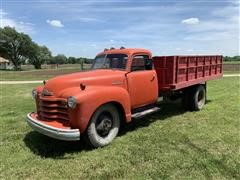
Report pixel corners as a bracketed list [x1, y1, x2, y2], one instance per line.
[189, 85, 206, 111]
[182, 85, 206, 111]
[85, 104, 120, 148]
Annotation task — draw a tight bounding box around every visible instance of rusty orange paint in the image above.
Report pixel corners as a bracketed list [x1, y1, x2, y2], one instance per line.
[30, 48, 223, 134]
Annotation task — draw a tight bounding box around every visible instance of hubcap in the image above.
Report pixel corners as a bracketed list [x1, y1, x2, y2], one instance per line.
[96, 113, 113, 137]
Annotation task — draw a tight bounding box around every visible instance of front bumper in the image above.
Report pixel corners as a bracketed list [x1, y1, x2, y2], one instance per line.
[26, 113, 80, 141]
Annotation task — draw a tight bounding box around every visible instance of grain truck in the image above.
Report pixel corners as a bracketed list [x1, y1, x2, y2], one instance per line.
[26, 47, 223, 148]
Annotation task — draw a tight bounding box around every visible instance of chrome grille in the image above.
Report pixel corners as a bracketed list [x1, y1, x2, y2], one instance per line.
[37, 97, 69, 121]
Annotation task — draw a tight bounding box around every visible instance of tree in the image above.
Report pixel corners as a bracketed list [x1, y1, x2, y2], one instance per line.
[68, 56, 77, 64]
[53, 54, 67, 64]
[84, 58, 94, 64]
[223, 56, 240, 62]
[28, 44, 52, 69]
[0, 26, 34, 70]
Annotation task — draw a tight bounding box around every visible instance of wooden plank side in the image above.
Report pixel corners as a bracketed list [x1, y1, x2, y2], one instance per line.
[153, 55, 223, 92]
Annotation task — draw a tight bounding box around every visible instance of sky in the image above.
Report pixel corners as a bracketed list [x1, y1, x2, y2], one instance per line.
[0, 0, 239, 58]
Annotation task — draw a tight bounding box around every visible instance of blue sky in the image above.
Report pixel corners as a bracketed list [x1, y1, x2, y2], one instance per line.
[1, 0, 239, 58]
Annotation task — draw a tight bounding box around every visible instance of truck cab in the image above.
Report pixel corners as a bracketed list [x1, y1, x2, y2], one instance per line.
[26, 47, 222, 148]
[94, 48, 158, 108]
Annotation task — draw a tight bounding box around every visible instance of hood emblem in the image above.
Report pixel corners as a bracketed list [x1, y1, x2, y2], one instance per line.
[42, 88, 53, 96]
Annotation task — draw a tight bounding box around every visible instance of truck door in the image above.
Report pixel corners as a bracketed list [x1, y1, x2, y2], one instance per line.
[127, 54, 158, 109]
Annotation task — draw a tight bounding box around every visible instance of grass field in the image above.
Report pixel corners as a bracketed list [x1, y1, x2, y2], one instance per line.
[0, 64, 91, 81]
[223, 61, 240, 64]
[0, 77, 239, 179]
[223, 71, 240, 74]
[20, 64, 91, 70]
[0, 63, 239, 81]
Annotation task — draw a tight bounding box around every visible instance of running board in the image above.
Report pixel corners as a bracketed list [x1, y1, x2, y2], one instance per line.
[131, 107, 160, 119]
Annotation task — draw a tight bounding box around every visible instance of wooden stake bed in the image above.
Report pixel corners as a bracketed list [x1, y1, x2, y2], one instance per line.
[153, 55, 223, 91]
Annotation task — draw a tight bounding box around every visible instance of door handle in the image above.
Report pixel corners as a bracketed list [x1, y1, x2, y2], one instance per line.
[151, 74, 155, 81]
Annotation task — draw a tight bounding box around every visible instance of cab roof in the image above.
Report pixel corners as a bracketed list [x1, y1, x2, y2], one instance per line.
[96, 48, 152, 57]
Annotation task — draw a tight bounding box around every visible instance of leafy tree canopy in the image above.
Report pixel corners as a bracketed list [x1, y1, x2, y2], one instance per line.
[28, 43, 52, 69]
[0, 26, 34, 70]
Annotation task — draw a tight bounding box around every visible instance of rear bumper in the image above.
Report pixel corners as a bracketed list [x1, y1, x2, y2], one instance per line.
[26, 113, 80, 141]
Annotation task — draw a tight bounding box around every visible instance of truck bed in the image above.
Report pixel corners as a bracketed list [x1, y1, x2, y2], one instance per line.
[153, 55, 223, 91]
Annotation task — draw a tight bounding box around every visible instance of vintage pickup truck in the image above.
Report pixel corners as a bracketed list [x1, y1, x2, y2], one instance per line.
[26, 47, 223, 148]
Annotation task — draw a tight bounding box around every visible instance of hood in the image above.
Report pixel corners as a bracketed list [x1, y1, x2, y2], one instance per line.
[43, 69, 127, 97]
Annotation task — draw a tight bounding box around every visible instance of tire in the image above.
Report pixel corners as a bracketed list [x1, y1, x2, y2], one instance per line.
[84, 104, 120, 148]
[189, 85, 206, 111]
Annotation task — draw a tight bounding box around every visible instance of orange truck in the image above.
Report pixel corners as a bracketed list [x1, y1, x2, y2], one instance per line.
[26, 47, 223, 148]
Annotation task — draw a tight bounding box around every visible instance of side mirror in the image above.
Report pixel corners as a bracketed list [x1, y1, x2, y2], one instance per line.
[145, 59, 153, 70]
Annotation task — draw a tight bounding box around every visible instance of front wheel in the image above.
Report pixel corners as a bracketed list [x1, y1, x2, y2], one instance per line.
[84, 104, 120, 148]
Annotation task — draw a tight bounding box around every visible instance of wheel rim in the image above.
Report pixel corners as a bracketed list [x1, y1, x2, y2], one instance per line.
[95, 112, 113, 137]
[197, 89, 205, 108]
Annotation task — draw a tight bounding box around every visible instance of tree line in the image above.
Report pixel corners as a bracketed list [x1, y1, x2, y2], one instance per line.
[223, 56, 240, 62]
[0, 27, 93, 70]
[0, 26, 239, 71]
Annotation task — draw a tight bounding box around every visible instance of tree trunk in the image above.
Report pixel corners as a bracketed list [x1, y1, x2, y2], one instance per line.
[11, 57, 21, 71]
[34, 63, 42, 69]
[13, 65, 20, 71]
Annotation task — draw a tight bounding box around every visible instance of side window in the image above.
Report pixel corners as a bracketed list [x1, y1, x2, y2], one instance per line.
[131, 55, 152, 71]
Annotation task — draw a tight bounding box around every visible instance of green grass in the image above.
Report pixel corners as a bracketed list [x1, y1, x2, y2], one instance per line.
[223, 61, 240, 64]
[21, 64, 92, 71]
[0, 64, 239, 81]
[0, 77, 239, 179]
[224, 71, 240, 74]
[0, 64, 91, 81]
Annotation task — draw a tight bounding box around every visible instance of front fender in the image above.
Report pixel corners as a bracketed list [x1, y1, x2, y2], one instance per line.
[68, 86, 131, 133]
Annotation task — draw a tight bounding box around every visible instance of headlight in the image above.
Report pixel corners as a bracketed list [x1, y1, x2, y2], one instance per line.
[67, 96, 77, 108]
[32, 89, 37, 99]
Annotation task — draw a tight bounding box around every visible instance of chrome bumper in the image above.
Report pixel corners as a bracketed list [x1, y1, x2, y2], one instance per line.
[26, 113, 80, 141]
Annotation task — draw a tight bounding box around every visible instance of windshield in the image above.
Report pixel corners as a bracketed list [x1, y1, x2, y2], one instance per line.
[91, 54, 128, 70]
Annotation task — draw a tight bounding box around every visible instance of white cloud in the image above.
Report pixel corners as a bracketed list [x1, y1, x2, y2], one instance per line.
[0, 9, 35, 34]
[46, 19, 64, 28]
[181, 18, 199, 25]
[13, 2, 237, 57]
[76, 17, 98, 22]
[109, 39, 115, 43]
[182, 4, 239, 54]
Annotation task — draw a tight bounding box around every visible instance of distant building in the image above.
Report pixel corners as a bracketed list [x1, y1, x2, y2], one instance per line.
[0, 57, 13, 70]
